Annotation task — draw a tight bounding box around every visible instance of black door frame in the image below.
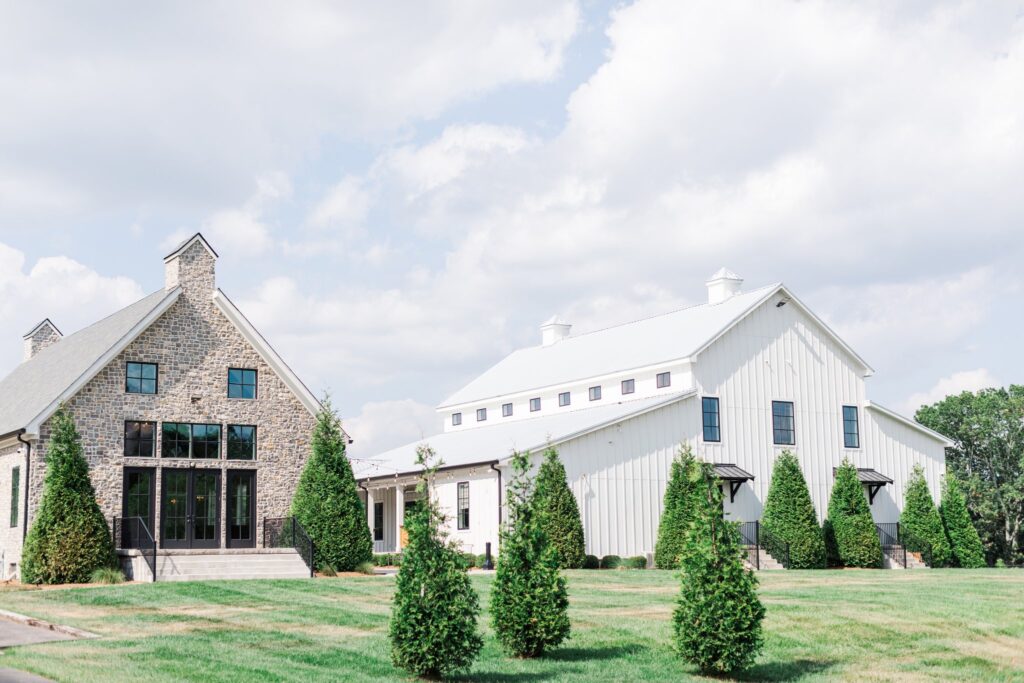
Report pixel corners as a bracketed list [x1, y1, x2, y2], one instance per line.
[121, 467, 156, 548]
[160, 468, 222, 549]
[226, 469, 257, 549]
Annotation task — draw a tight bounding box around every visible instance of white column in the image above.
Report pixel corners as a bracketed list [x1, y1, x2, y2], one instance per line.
[366, 489, 375, 550]
[394, 486, 405, 551]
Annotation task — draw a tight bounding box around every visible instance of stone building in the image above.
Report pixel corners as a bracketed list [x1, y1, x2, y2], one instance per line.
[0, 234, 321, 580]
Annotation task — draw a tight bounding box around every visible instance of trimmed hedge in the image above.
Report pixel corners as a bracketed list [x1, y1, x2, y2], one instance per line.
[583, 554, 600, 569]
[462, 552, 477, 569]
[900, 465, 952, 567]
[761, 451, 825, 568]
[624, 556, 648, 570]
[22, 407, 117, 584]
[825, 460, 882, 568]
[532, 447, 586, 569]
[599, 555, 622, 569]
[655, 444, 701, 569]
[940, 475, 987, 568]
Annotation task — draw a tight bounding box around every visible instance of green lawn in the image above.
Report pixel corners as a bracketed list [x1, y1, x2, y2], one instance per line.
[0, 570, 1022, 682]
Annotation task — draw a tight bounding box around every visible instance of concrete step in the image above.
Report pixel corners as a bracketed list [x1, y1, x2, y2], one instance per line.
[882, 545, 929, 569]
[154, 551, 311, 581]
[743, 547, 785, 571]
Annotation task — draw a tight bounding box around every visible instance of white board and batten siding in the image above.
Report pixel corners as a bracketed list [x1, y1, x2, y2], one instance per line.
[433, 469, 502, 557]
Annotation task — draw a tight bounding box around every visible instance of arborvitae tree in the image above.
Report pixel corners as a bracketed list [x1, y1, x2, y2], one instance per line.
[22, 406, 116, 584]
[940, 475, 987, 568]
[655, 444, 701, 569]
[900, 465, 952, 567]
[390, 445, 482, 678]
[290, 396, 371, 571]
[531, 446, 585, 569]
[825, 460, 882, 568]
[673, 459, 764, 675]
[760, 451, 826, 569]
[491, 450, 571, 658]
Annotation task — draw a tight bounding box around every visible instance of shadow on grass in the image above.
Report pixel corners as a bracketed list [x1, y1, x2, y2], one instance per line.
[546, 644, 649, 662]
[454, 645, 650, 682]
[735, 658, 837, 681]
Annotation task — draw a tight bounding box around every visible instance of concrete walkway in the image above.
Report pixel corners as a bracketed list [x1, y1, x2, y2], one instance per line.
[0, 668, 53, 682]
[0, 617, 72, 648]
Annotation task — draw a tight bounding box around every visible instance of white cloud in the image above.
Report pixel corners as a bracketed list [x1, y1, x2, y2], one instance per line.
[309, 176, 370, 231]
[902, 369, 1000, 415]
[345, 399, 440, 470]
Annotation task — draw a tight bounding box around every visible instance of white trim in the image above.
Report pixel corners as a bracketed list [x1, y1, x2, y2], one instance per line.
[212, 289, 322, 419]
[25, 288, 182, 434]
[163, 232, 218, 262]
[22, 318, 63, 340]
[864, 401, 954, 447]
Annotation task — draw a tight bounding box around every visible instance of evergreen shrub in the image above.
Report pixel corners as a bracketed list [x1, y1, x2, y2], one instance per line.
[825, 461, 882, 568]
[760, 451, 825, 569]
[532, 447, 586, 569]
[655, 445, 701, 569]
[900, 465, 952, 567]
[583, 555, 600, 569]
[940, 475, 987, 568]
[600, 555, 622, 569]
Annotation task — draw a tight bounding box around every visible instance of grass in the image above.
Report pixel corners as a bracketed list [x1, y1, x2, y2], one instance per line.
[0, 569, 1021, 681]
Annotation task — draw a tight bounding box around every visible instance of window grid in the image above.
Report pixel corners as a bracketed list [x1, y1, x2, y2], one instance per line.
[656, 372, 671, 388]
[373, 502, 384, 541]
[457, 482, 470, 530]
[125, 362, 157, 395]
[843, 406, 860, 449]
[476, 408, 487, 422]
[559, 392, 571, 407]
[530, 397, 541, 412]
[162, 422, 191, 459]
[502, 403, 513, 417]
[621, 379, 635, 395]
[702, 397, 721, 442]
[192, 424, 222, 459]
[124, 421, 156, 457]
[589, 386, 602, 401]
[228, 368, 257, 399]
[10, 466, 19, 528]
[772, 401, 796, 445]
[227, 425, 256, 460]
[451, 412, 462, 426]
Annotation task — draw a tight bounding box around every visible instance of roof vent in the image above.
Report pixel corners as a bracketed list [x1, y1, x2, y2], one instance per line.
[705, 268, 743, 305]
[540, 315, 572, 346]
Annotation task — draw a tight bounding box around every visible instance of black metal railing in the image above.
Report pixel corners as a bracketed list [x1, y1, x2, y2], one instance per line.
[876, 522, 905, 568]
[112, 516, 157, 582]
[264, 517, 315, 577]
[737, 521, 791, 570]
[898, 526, 933, 568]
[759, 524, 791, 569]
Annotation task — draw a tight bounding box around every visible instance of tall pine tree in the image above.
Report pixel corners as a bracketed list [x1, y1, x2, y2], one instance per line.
[390, 445, 482, 678]
[673, 459, 764, 674]
[940, 474, 987, 568]
[531, 446, 585, 569]
[22, 406, 116, 584]
[825, 460, 882, 568]
[492, 450, 571, 658]
[900, 465, 952, 567]
[655, 444, 700, 569]
[290, 396, 371, 571]
[761, 451, 825, 569]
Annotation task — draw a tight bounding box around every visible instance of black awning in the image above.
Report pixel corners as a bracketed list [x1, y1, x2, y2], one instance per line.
[832, 467, 893, 485]
[713, 464, 754, 481]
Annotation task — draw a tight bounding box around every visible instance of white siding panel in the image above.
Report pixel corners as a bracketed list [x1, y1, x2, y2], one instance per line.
[432, 469, 501, 556]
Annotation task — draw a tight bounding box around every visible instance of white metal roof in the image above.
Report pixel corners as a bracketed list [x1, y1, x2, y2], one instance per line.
[440, 284, 781, 408]
[356, 391, 695, 480]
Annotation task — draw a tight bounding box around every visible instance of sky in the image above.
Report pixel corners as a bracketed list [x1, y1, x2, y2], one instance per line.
[1, 1, 1022, 458]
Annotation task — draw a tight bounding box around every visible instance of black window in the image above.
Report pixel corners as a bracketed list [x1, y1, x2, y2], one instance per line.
[162, 422, 191, 458]
[772, 401, 795, 445]
[559, 392, 571, 407]
[227, 425, 256, 460]
[125, 362, 157, 395]
[589, 386, 602, 401]
[373, 501, 384, 541]
[457, 482, 470, 530]
[530, 397, 541, 412]
[452, 412, 462, 426]
[124, 421, 156, 457]
[502, 403, 513, 417]
[228, 368, 257, 399]
[621, 379, 635, 395]
[476, 408, 487, 422]
[656, 372, 671, 388]
[843, 406, 860, 449]
[192, 424, 221, 459]
[10, 466, 19, 528]
[702, 397, 721, 442]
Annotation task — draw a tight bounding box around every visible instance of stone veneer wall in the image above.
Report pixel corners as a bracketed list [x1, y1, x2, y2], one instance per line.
[25, 241, 317, 551]
[23, 322, 62, 361]
[0, 441, 26, 577]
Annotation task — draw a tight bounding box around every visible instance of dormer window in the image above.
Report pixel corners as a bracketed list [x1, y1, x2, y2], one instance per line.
[589, 386, 602, 401]
[126, 362, 157, 395]
[559, 392, 571, 407]
[530, 397, 541, 412]
[476, 408, 487, 422]
[502, 403, 513, 417]
[452, 412, 462, 426]
[228, 368, 257, 399]
[656, 372, 671, 389]
[621, 379, 635, 395]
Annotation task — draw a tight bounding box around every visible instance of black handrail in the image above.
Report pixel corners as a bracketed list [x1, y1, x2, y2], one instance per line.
[876, 522, 905, 568]
[758, 524, 791, 569]
[738, 521, 760, 569]
[264, 516, 315, 577]
[112, 516, 157, 582]
[898, 526, 933, 567]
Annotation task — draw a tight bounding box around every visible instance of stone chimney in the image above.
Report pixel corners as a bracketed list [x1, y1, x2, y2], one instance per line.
[164, 233, 218, 294]
[23, 319, 63, 361]
[705, 268, 743, 305]
[540, 315, 572, 346]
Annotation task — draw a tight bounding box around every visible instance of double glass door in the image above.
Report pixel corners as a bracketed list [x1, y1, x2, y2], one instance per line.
[162, 469, 220, 549]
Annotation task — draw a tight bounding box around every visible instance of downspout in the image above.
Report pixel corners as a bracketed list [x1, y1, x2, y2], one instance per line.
[489, 462, 502, 525]
[16, 430, 30, 543]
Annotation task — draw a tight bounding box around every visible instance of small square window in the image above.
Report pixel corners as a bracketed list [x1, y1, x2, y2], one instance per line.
[126, 362, 157, 395]
[228, 368, 257, 399]
[451, 412, 462, 426]
[559, 392, 571, 407]
[124, 421, 156, 457]
[621, 379, 635, 395]
[227, 425, 256, 460]
[161, 422, 191, 459]
[589, 386, 602, 401]
[502, 403, 513, 417]
[656, 372, 671, 388]
[476, 408, 487, 422]
[192, 424, 222, 459]
[530, 397, 541, 412]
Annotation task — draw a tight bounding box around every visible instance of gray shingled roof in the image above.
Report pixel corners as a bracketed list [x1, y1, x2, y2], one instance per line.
[0, 289, 174, 436]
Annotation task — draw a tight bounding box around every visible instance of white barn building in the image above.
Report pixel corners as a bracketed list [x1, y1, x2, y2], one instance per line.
[356, 270, 952, 562]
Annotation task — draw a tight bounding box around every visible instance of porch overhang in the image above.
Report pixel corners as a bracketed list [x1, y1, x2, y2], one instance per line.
[834, 467, 893, 505]
[713, 464, 754, 503]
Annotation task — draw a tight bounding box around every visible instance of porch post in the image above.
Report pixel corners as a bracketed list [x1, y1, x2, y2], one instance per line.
[366, 489, 375, 547]
[394, 486, 405, 552]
